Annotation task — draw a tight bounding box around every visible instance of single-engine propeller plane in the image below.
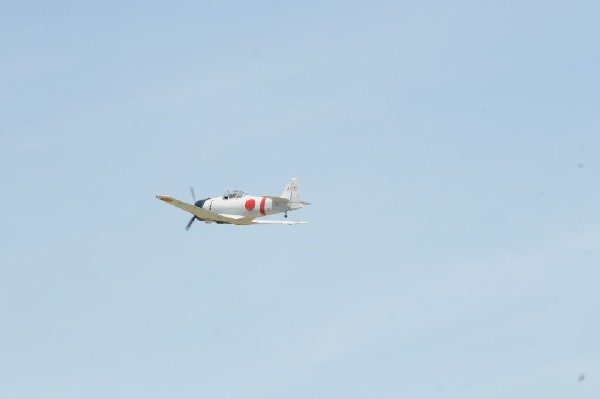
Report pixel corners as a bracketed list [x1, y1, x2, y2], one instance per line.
[157, 178, 310, 228]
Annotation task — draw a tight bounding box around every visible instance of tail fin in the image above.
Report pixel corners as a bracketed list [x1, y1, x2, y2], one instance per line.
[281, 178, 310, 210]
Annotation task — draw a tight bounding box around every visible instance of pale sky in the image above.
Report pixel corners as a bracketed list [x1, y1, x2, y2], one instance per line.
[1, 1, 600, 398]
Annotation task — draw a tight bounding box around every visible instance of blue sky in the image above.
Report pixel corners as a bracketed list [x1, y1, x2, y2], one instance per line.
[1, 1, 600, 398]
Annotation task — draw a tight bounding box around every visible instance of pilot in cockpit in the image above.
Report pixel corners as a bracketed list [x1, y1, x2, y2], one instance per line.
[223, 190, 245, 200]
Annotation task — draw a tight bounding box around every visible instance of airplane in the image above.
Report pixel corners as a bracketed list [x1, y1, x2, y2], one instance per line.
[156, 178, 310, 228]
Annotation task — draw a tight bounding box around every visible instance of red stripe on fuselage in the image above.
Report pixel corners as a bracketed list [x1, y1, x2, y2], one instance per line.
[260, 197, 266, 216]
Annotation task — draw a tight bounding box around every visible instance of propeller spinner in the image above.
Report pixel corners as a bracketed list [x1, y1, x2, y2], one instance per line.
[185, 186, 208, 230]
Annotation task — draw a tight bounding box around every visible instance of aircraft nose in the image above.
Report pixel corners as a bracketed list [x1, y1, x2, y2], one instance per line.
[194, 199, 208, 209]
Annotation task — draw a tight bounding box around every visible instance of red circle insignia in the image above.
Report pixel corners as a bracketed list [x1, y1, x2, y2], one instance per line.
[245, 199, 256, 211]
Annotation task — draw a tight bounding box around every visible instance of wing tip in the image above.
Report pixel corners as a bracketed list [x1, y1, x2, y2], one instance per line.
[156, 195, 173, 202]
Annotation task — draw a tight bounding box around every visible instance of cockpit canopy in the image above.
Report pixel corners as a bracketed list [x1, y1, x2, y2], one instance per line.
[223, 190, 246, 199]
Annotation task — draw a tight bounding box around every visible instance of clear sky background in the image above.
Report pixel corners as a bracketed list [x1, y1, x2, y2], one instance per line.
[1, 1, 599, 398]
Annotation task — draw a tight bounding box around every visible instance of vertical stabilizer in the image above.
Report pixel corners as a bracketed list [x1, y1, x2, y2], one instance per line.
[281, 178, 308, 209]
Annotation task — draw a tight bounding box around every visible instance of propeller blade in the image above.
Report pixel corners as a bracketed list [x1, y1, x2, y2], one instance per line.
[185, 216, 196, 231]
[190, 186, 197, 202]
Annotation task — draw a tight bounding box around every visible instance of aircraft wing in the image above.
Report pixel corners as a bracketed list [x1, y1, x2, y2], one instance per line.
[251, 219, 308, 225]
[156, 195, 249, 224]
